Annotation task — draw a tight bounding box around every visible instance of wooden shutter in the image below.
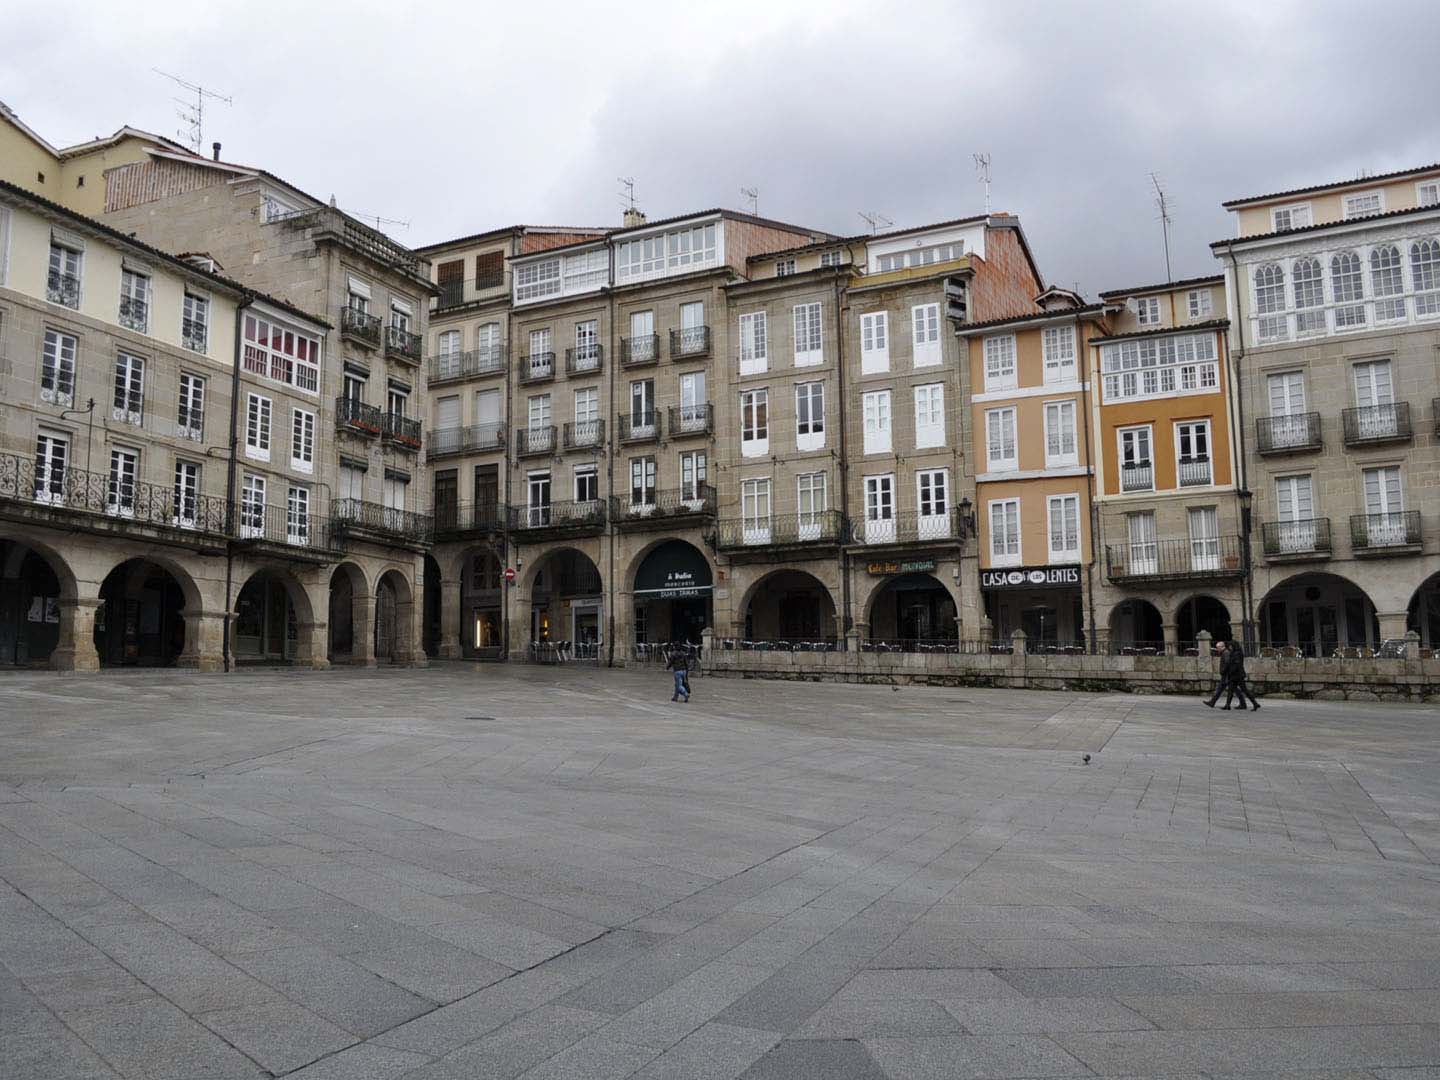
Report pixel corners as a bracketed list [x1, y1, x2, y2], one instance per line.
[475, 251, 504, 288]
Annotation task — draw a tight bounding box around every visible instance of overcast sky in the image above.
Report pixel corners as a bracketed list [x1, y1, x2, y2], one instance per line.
[8, 0, 1440, 295]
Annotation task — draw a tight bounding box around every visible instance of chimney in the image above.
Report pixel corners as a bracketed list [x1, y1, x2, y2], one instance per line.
[212, 142, 221, 161]
[622, 208, 647, 228]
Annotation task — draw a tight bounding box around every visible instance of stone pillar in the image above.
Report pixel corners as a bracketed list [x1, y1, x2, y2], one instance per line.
[393, 597, 424, 666]
[52, 597, 101, 672]
[293, 621, 331, 669]
[1195, 630, 1214, 671]
[1162, 621, 1179, 655]
[845, 628, 861, 653]
[612, 591, 633, 668]
[1404, 629, 1421, 661]
[1377, 611, 1410, 643]
[437, 577, 462, 660]
[178, 611, 229, 672]
[1091, 625, 1110, 655]
[352, 595, 377, 667]
[1009, 629, 1028, 676]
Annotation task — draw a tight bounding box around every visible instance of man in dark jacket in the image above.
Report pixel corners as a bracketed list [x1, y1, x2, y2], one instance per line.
[1203, 640, 1233, 707]
[1207, 639, 1259, 710]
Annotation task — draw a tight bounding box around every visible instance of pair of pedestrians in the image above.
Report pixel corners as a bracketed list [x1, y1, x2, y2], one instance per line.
[1204, 639, 1260, 710]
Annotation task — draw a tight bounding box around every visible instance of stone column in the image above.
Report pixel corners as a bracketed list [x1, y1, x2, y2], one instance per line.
[178, 611, 229, 672]
[393, 596, 424, 666]
[845, 628, 861, 653]
[1009, 628, 1028, 679]
[352, 595, 377, 667]
[437, 577, 463, 660]
[611, 591, 633, 668]
[1091, 624, 1110, 655]
[1404, 629, 1421, 661]
[52, 597, 101, 672]
[1195, 629, 1214, 674]
[1377, 611, 1410, 644]
[1162, 622, 1179, 655]
[292, 621, 331, 669]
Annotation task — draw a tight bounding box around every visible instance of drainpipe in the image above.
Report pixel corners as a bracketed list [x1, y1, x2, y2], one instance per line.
[606, 255, 617, 667]
[222, 297, 254, 673]
[1222, 245, 1256, 650]
[833, 274, 852, 636]
[502, 237, 517, 664]
[1079, 315, 1099, 653]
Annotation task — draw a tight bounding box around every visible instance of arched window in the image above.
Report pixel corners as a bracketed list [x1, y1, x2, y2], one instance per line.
[1370, 245, 1406, 322]
[1412, 239, 1440, 317]
[1254, 263, 1286, 342]
[1330, 251, 1365, 329]
[1292, 256, 1325, 336]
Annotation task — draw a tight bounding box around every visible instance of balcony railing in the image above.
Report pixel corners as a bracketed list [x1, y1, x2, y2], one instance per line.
[340, 305, 382, 348]
[1120, 461, 1153, 492]
[331, 498, 433, 543]
[670, 326, 711, 360]
[428, 422, 505, 457]
[715, 510, 844, 549]
[436, 279, 465, 310]
[236, 503, 334, 552]
[563, 419, 605, 449]
[1105, 535, 1246, 583]
[1256, 412, 1322, 454]
[3, 449, 227, 536]
[386, 325, 423, 364]
[621, 333, 660, 367]
[119, 296, 148, 332]
[515, 426, 556, 456]
[1177, 456, 1212, 488]
[1350, 511, 1422, 551]
[518, 352, 555, 385]
[849, 509, 957, 545]
[429, 346, 505, 385]
[181, 316, 208, 354]
[1343, 403, 1412, 446]
[612, 485, 716, 526]
[667, 404, 713, 437]
[565, 345, 604, 376]
[336, 396, 384, 437]
[47, 270, 79, 308]
[433, 501, 505, 537]
[1261, 517, 1333, 558]
[509, 499, 607, 532]
[617, 411, 661, 443]
[381, 412, 422, 450]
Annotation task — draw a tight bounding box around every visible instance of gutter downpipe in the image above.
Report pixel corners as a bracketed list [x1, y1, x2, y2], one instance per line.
[1223, 244, 1257, 650]
[222, 297, 253, 673]
[833, 273, 852, 638]
[1079, 314, 1100, 654]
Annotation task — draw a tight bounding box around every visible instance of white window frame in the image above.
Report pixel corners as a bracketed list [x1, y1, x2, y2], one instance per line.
[1043, 399, 1077, 467]
[1271, 202, 1312, 231]
[241, 313, 320, 394]
[574, 463, 599, 505]
[1188, 506, 1221, 571]
[1046, 493, 1081, 563]
[913, 383, 944, 449]
[862, 389, 892, 455]
[1135, 296, 1161, 326]
[173, 459, 201, 528]
[177, 372, 205, 440]
[240, 474, 266, 539]
[1127, 511, 1158, 575]
[741, 477, 772, 545]
[911, 303, 941, 368]
[1041, 324, 1076, 383]
[793, 302, 822, 366]
[1341, 190, 1384, 220]
[33, 430, 69, 505]
[1099, 331, 1219, 403]
[245, 393, 272, 462]
[860, 311, 889, 374]
[291, 408, 315, 474]
[739, 311, 768, 375]
[287, 485, 311, 546]
[988, 498, 1021, 568]
[40, 329, 77, 407]
[112, 351, 145, 424]
[862, 474, 896, 545]
[107, 446, 139, 517]
[985, 406, 1018, 472]
[47, 243, 82, 308]
[795, 381, 825, 452]
[1187, 289, 1213, 319]
[982, 334, 1017, 391]
[1418, 180, 1440, 208]
[1118, 425, 1153, 492]
[119, 268, 150, 333]
[740, 388, 769, 457]
[916, 469, 950, 540]
[796, 471, 827, 539]
[1175, 419, 1212, 487]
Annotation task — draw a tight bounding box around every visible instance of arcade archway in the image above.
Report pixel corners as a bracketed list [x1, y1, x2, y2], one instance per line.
[1259, 572, 1379, 656]
[527, 548, 603, 658]
[1177, 595, 1233, 651]
[740, 570, 837, 643]
[96, 558, 193, 667]
[631, 540, 713, 647]
[866, 573, 956, 643]
[0, 539, 66, 666]
[1109, 598, 1163, 653]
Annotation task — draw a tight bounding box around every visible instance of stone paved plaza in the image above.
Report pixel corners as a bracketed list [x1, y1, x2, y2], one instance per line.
[3, 666, 1440, 1080]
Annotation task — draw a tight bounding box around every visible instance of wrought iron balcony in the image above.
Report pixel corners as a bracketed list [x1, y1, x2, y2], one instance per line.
[515, 426, 556, 456]
[1120, 461, 1153, 492]
[670, 325, 711, 360]
[336, 396, 384, 437]
[47, 270, 79, 308]
[429, 346, 506, 385]
[331, 498, 433, 544]
[612, 485, 715, 528]
[436, 279, 465, 310]
[1342, 402, 1411, 446]
[518, 352, 555, 385]
[340, 305, 382, 348]
[386, 325, 423, 364]
[381, 412, 422, 451]
[235, 502, 334, 554]
[428, 422, 505, 458]
[181, 316, 208, 353]
[1261, 517, 1332, 559]
[1350, 510, 1422, 552]
[848, 509, 958, 546]
[621, 333, 660, 367]
[1177, 456, 1212, 488]
[563, 419, 605, 450]
[2, 449, 227, 537]
[119, 296, 148, 333]
[565, 345, 604, 376]
[617, 411, 661, 443]
[1105, 535, 1246, 583]
[667, 404, 713, 437]
[1256, 412, 1322, 454]
[508, 499, 607, 535]
[715, 510, 844, 550]
[433, 501, 506, 538]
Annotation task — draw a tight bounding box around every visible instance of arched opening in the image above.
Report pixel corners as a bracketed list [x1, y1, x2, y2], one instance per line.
[96, 558, 189, 667]
[0, 540, 64, 666]
[374, 569, 413, 663]
[327, 563, 364, 662]
[632, 540, 712, 649]
[1259, 572, 1379, 657]
[234, 569, 307, 665]
[1176, 596, 1233, 651]
[866, 573, 955, 644]
[528, 548, 603, 660]
[1109, 599, 1163, 654]
[1409, 572, 1440, 650]
[461, 545, 505, 659]
[422, 554, 442, 659]
[742, 570, 836, 644]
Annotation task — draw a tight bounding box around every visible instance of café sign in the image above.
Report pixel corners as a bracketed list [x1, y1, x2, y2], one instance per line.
[865, 558, 937, 576]
[980, 565, 1081, 590]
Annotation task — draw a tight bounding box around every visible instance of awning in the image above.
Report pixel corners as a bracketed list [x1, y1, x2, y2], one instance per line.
[633, 540, 713, 599]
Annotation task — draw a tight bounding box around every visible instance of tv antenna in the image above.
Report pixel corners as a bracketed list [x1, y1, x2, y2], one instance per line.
[1150, 172, 1174, 280]
[973, 153, 992, 215]
[618, 176, 637, 212]
[344, 208, 411, 232]
[153, 69, 231, 154]
[740, 186, 758, 216]
[858, 210, 893, 234]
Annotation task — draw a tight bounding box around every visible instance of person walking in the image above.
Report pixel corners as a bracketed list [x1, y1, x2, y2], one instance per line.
[666, 643, 690, 703]
[1222, 640, 1260, 711]
[1203, 639, 1232, 707]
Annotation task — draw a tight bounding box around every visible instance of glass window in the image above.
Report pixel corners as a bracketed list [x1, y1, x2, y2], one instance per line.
[862, 390, 891, 454]
[1370, 245, 1406, 322]
[1187, 289, 1213, 318]
[241, 313, 320, 392]
[1413, 239, 1440, 317]
[1136, 297, 1160, 325]
[107, 447, 138, 516]
[914, 384, 944, 449]
[119, 269, 150, 332]
[740, 389, 768, 455]
[1330, 251, 1366, 329]
[860, 312, 889, 373]
[985, 407, 1017, 471]
[40, 329, 77, 406]
[113, 352, 145, 423]
[740, 311, 768, 374]
[795, 381, 825, 449]
[1048, 494, 1080, 561]
[1044, 400, 1076, 466]
[1042, 324, 1076, 382]
[245, 394, 272, 460]
[291, 408, 315, 472]
[989, 498, 1021, 565]
[983, 334, 1016, 390]
[793, 302, 822, 364]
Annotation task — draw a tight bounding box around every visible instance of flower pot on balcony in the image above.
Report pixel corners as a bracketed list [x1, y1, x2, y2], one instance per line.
[1224, 554, 1240, 569]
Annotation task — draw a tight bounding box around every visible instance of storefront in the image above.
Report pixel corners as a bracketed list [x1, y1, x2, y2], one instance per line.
[864, 559, 957, 641]
[633, 540, 712, 646]
[981, 564, 1085, 648]
[530, 549, 604, 654]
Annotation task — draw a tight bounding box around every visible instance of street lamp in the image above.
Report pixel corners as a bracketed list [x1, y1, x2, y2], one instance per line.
[957, 497, 975, 540]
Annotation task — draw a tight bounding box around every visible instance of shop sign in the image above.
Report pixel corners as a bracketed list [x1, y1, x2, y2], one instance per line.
[981, 565, 1081, 590]
[865, 558, 937, 576]
[633, 540, 714, 599]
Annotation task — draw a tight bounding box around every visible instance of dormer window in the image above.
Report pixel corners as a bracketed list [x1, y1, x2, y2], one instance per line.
[1417, 180, 1440, 208]
[1271, 203, 1312, 231]
[776, 258, 796, 277]
[1135, 297, 1161, 326]
[1342, 190, 1384, 219]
